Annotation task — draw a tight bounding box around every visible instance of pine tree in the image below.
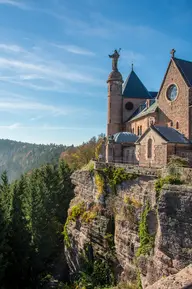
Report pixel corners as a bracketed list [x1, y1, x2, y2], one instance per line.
[57, 160, 74, 223]
[0, 172, 11, 286]
[5, 177, 32, 289]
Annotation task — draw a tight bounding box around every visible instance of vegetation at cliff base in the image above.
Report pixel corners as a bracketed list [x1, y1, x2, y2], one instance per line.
[0, 160, 74, 289]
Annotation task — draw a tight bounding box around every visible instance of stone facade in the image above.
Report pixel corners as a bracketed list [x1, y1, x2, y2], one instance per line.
[107, 71, 123, 136]
[157, 60, 190, 138]
[123, 97, 147, 123]
[127, 112, 157, 136]
[106, 52, 192, 167]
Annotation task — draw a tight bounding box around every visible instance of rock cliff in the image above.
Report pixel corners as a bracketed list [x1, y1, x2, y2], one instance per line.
[64, 166, 192, 288]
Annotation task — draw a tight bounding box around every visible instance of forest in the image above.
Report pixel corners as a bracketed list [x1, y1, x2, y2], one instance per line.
[0, 139, 69, 182]
[0, 135, 105, 182]
[0, 135, 108, 289]
[0, 160, 74, 289]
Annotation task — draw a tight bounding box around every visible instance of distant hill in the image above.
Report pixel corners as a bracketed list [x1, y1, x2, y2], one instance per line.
[0, 139, 69, 181]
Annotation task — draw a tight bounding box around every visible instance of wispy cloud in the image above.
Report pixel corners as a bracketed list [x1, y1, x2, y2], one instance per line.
[0, 0, 28, 9]
[0, 43, 103, 92]
[0, 44, 25, 53]
[0, 99, 85, 116]
[0, 123, 101, 131]
[53, 44, 95, 56]
[8, 122, 21, 129]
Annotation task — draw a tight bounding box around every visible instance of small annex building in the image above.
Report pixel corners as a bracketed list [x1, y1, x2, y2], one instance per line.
[135, 126, 192, 167]
[107, 132, 138, 164]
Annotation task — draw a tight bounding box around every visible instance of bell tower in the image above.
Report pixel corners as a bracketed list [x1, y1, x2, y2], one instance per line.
[107, 49, 123, 137]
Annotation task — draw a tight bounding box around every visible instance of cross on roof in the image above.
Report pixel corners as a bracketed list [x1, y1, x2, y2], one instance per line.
[170, 48, 176, 58]
[131, 63, 134, 71]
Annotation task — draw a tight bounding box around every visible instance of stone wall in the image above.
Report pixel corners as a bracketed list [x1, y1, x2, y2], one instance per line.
[94, 161, 158, 176]
[107, 73, 123, 136]
[128, 112, 157, 136]
[123, 97, 146, 123]
[65, 168, 192, 288]
[158, 59, 190, 139]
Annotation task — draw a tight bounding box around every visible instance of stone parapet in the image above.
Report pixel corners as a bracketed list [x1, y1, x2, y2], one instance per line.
[94, 161, 159, 177]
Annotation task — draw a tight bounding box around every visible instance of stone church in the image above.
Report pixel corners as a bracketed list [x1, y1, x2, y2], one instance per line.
[106, 49, 192, 167]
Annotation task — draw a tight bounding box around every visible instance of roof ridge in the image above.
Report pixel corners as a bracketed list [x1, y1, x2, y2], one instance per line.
[174, 57, 192, 64]
[173, 58, 192, 86]
[128, 100, 158, 122]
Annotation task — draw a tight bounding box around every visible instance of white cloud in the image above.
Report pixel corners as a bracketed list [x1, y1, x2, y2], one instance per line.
[0, 44, 24, 53]
[9, 122, 21, 129]
[0, 98, 84, 115]
[0, 43, 103, 92]
[53, 44, 95, 56]
[0, 91, 91, 118]
[0, 0, 28, 9]
[0, 123, 99, 131]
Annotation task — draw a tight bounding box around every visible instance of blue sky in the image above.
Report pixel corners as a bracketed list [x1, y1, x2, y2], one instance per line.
[0, 0, 191, 145]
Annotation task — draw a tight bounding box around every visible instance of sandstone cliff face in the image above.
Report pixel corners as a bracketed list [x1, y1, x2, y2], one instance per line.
[146, 265, 192, 289]
[65, 168, 192, 288]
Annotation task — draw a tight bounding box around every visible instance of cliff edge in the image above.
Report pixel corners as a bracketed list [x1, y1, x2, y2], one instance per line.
[64, 165, 192, 288]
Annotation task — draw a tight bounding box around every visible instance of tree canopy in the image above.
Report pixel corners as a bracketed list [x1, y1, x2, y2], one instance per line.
[0, 160, 74, 289]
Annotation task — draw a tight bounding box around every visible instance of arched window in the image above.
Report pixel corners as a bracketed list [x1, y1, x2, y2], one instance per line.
[132, 128, 134, 134]
[140, 126, 142, 135]
[176, 121, 179, 129]
[147, 138, 152, 159]
[137, 126, 140, 135]
[170, 121, 173, 127]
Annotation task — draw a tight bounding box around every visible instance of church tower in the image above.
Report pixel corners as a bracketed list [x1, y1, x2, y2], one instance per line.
[107, 50, 124, 137]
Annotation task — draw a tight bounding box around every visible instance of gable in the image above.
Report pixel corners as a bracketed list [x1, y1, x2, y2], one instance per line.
[136, 125, 190, 145]
[157, 58, 188, 101]
[137, 127, 167, 146]
[157, 58, 190, 138]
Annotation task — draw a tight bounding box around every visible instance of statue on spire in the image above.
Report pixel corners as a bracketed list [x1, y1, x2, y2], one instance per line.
[109, 49, 121, 71]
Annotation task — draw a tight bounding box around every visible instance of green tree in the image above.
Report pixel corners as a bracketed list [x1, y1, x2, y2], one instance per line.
[5, 177, 32, 289]
[0, 172, 11, 286]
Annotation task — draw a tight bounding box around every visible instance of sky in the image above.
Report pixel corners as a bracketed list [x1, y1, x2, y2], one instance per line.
[0, 0, 191, 145]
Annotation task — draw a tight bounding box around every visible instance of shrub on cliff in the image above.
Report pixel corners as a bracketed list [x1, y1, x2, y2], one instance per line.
[155, 175, 183, 200]
[168, 155, 189, 168]
[136, 202, 155, 257]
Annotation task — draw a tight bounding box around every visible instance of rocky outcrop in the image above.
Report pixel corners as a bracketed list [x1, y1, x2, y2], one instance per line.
[146, 265, 192, 289]
[65, 168, 192, 288]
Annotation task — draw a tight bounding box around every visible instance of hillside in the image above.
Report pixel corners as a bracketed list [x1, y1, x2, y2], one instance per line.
[0, 139, 69, 181]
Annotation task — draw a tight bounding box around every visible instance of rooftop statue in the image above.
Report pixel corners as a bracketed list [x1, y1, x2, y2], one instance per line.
[109, 49, 121, 71]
